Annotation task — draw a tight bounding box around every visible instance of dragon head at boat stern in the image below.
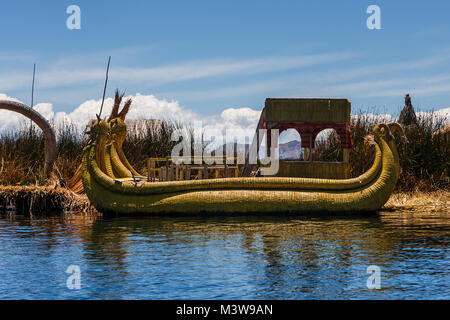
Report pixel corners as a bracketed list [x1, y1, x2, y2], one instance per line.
[109, 117, 128, 147]
[84, 119, 110, 146]
[387, 122, 407, 143]
[373, 122, 405, 186]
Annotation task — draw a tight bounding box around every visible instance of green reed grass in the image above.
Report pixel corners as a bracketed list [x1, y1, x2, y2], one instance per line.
[314, 111, 448, 191]
[0, 112, 447, 192]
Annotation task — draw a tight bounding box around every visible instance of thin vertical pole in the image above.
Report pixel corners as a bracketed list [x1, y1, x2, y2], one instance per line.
[31, 63, 36, 108]
[98, 56, 111, 119]
[29, 63, 36, 134]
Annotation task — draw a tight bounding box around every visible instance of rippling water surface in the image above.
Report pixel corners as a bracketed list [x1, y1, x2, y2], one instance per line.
[0, 209, 448, 299]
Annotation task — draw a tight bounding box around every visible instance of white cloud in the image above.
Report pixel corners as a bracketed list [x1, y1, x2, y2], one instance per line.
[433, 107, 450, 122]
[0, 93, 262, 136]
[161, 71, 450, 104]
[53, 93, 201, 132]
[417, 107, 450, 126]
[0, 93, 27, 132]
[217, 107, 261, 130]
[0, 93, 21, 103]
[0, 93, 448, 144]
[0, 53, 352, 91]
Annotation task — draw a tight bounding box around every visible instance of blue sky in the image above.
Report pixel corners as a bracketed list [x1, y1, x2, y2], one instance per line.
[1, 0, 450, 119]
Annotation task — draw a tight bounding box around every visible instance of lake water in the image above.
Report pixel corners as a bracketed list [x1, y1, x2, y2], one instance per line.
[0, 210, 448, 299]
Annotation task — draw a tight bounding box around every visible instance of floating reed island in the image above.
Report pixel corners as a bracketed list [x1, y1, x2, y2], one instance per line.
[1, 184, 446, 217]
[0, 184, 97, 217]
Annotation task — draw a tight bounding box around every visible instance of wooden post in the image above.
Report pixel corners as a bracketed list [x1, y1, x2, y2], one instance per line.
[203, 164, 208, 179]
[161, 167, 166, 181]
[147, 159, 151, 182]
[179, 165, 184, 180]
[343, 148, 349, 163]
[151, 159, 156, 181]
[224, 162, 228, 178]
[152, 159, 156, 181]
[165, 159, 169, 181]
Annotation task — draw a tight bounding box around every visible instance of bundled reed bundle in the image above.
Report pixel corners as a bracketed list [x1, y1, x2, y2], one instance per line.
[0, 185, 98, 216]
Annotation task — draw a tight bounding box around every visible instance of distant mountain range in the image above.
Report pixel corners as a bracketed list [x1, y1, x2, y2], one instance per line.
[214, 141, 303, 160]
[278, 140, 303, 159]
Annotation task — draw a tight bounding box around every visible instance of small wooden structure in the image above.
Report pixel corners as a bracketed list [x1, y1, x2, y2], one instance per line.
[244, 98, 353, 179]
[147, 157, 242, 181]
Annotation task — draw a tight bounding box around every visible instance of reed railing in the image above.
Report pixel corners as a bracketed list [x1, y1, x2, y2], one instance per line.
[147, 157, 243, 181]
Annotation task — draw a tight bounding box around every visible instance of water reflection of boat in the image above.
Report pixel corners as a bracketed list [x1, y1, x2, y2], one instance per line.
[2, 212, 447, 299]
[80, 117, 404, 215]
[75, 212, 449, 282]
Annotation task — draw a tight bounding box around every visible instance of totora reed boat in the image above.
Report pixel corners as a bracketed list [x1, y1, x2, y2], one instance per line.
[81, 115, 405, 215]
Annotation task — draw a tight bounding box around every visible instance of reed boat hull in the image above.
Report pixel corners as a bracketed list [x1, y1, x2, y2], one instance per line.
[81, 120, 402, 215]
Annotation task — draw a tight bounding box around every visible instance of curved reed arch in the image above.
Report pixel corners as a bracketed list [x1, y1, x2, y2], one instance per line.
[0, 100, 57, 178]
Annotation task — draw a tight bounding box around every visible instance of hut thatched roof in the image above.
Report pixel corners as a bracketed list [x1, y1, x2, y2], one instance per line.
[264, 98, 351, 123]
